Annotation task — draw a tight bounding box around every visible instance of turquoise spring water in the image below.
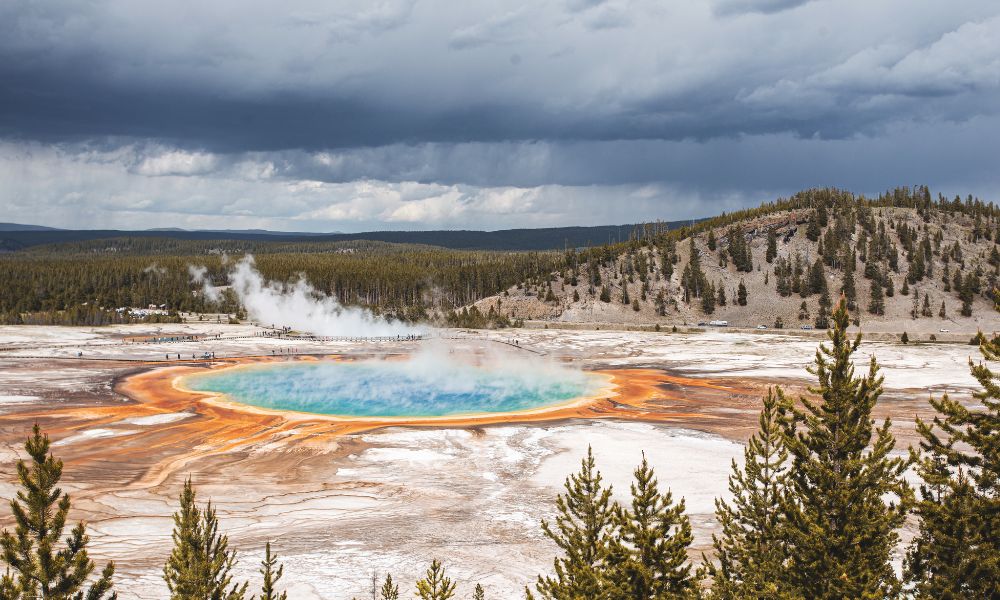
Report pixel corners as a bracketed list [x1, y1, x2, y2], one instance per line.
[183, 360, 601, 417]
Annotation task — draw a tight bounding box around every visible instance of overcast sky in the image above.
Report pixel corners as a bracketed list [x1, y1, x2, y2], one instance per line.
[1, 0, 998, 231]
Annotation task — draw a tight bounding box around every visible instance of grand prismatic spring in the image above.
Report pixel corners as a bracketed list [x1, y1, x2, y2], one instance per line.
[182, 357, 604, 418]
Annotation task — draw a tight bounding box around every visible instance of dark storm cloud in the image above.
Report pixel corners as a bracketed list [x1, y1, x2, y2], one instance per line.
[0, 0, 998, 230]
[1, 0, 995, 153]
[711, 0, 815, 16]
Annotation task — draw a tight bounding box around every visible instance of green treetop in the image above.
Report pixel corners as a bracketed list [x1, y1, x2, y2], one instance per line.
[258, 542, 286, 600]
[707, 388, 791, 600]
[906, 335, 1000, 597]
[530, 447, 616, 599]
[379, 574, 399, 600]
[0, 424, 117, 600]
[415, 559, 455, 600]
[607, 455, 696, 599]
[779, 298, 911, 599]
[163, 479, 248, 600]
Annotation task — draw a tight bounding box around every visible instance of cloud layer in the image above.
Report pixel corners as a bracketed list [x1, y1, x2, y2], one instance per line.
[0, 0, 998, 230]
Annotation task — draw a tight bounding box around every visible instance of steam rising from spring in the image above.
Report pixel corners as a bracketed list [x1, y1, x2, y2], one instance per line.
[186, 345, 601, 417]
[188, 265, 222, 303]
[224, 256, 422, 337]
[185, 255, 599, 416]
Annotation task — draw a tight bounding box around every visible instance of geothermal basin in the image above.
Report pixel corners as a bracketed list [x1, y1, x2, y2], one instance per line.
[0, 325, 985, 598]
[182, 357, 607, 418]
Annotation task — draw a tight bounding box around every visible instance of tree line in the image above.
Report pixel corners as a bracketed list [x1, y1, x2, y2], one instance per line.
[2, 298, 997, 598]
[0, 246, 562, 326]
[2, 185, 998, 326]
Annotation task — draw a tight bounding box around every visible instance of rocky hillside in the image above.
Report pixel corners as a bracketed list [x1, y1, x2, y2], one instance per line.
[465, 187, 1000, 335]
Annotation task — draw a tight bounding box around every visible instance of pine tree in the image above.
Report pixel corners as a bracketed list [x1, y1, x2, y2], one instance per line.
[737, 280, 747, 306]
[472, 583, 485, 600]
[841, 259, 857, 311]
[607, 455, 695, 599]
[727, 227, 753, 272]
[868, 276, 885, 315]
[0, 425, 117, 600]
[707, 230, 717, 252]
[814, 289, 831, 330]
[655, 290, 667, 316]
[259, 542, 287, 600]
[682, 238, 708, 302]
[808, 259, 826, 295]
[163, 479, 248, 600]
[379, 574, 399, 600]
[765, 229, 777, 264]
[717, 284, 726, 307]
[960, 272, 975, 316]
[906, 337, 1000, 597]
[939, 301, 946, 318]
[778, 299, 911, 598]
[415, 560, 455, 600]
[806, 211, 822, 242]
[707, 389, 790, 599]
[531, 447, 616, 599]
[702, 282, 716, 314]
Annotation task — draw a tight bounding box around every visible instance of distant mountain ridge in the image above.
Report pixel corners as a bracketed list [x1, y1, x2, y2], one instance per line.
[0, 222, 63, 232]
[0, 221, 698, 252]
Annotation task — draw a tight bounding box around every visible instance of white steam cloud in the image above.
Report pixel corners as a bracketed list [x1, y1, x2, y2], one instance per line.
[226, 256, 422, 337]
[143, 263, 167, 275]
[184, 256, 598, 415]
[189, 342, 601, 417]
[188, 265, 223, 303]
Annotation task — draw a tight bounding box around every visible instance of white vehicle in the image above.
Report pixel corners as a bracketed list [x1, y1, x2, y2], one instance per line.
[756, 325, 768, 330]
[709, 320, 729, 327]
[939, 328, 950, 333]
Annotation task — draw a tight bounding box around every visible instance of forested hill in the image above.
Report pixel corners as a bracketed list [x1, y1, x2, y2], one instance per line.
[0, 220, 695, 252]
[6, 185, 1000, 333]
[465, 186, 1000, 334]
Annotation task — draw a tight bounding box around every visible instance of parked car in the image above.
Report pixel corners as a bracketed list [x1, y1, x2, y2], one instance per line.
[801, 325, 814, 330]
[939, 328, 950, 333]
[756, 325, 768, 330]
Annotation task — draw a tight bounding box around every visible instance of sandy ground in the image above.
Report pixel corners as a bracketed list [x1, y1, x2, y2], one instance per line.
[0, 323, 987, 598]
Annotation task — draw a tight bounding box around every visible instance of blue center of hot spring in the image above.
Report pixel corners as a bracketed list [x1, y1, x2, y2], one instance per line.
[184, 360, 601, 417]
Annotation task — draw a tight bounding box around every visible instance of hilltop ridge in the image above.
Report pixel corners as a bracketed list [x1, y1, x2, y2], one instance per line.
[466, 187, 1000, 335]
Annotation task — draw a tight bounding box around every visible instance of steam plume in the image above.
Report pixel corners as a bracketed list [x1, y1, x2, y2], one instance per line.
[188, 265, 223, 302]
[227, 256, 421, 337]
